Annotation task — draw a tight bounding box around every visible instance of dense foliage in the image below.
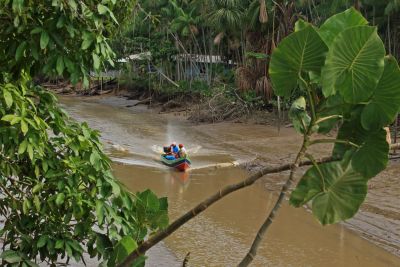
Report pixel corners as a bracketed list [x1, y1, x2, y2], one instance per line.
[117, 0, 400, 100]
[269, 8, 400, 224]
[0, 1, 168, 266]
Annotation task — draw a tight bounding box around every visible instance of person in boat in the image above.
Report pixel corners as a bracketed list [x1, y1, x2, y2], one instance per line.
[163, 146, 176, 160]
[170, 142, 179, 155]
[178, 144, 187, 158]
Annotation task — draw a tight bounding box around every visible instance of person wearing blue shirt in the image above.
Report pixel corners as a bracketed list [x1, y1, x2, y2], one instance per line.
[170, 142, 179, 154]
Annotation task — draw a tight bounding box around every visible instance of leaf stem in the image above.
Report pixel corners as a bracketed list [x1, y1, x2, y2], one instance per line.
[315, 115, 343, 124]
[309, 138, 360, 148]
[299, 75, 316, 122]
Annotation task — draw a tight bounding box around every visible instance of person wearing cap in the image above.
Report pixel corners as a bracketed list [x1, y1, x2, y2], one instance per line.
[178, 144, 187, 158]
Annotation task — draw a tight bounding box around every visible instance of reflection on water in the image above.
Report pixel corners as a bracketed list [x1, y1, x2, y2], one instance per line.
[60, 96, 400, 267]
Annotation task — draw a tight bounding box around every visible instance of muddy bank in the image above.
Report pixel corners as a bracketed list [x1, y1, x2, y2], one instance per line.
[114, 86, 278, 124]
[59, 95, 400, 265]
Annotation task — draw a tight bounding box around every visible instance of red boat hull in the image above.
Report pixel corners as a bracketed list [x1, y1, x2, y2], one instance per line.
[175, 161, 190, 172]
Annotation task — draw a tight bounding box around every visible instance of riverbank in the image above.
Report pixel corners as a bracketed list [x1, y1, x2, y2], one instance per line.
[59, 94, 400, 265]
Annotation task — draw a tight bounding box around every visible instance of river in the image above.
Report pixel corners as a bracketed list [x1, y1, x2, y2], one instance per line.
[60, 95, 400, 267]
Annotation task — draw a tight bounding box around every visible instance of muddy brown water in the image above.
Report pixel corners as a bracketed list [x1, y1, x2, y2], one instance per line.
[60, 96, 400, 267]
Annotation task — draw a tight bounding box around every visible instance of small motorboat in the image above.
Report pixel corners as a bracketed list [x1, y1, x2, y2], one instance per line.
[161, 154, 191, 172]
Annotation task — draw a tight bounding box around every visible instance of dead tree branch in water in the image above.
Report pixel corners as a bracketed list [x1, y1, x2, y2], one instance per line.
[118, 143, 400, 267]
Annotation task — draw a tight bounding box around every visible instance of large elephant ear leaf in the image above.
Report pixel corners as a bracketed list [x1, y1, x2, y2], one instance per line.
[290, 158, 367, 225]
[316, 94, 348, 134]
[333, 119, 389, 178]
[361, 56, 400, 130]
[318, 7, 368, 47]
[269, 25, 328, 97]
[332, 116, 365, 158]
[321, 26, 385, 101]
[352, 128, 389, 179]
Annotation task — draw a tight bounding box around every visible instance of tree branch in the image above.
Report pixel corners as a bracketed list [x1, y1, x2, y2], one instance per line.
[238, 139, 308, 266]
[117, 155, 335, 267]
[118, 143, 400, 267]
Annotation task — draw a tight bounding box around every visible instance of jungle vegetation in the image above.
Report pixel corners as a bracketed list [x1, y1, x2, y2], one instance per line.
[1, 1, 400, 267]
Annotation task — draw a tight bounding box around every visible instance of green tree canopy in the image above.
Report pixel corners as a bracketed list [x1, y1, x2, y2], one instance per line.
[0, 1, 168, 266]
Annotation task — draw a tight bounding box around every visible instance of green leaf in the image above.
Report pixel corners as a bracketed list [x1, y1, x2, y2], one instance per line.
[155, 212, 169, 229]
[269, 26, 328, 97]
[321, 26, 385, 102]
[290, 158, 367, 225]
[317, 94, 346, 134]
[56, 16, 65, 28]
[12, 0, 23, 13]
[27, 144, 34, 160]
[18, 139, 28, 154]
[294, 19, 311, 32]
[141, 189, 160, 212]
[97, 4, 108, 14]
[65, 242, 73, 258]
[92, 53, 100, 70]
[55, 193, 65, 206]
[23, 198, 31, 214]
[67, 240, 83, 253]
[31, 45, 39, 60]
[40, 31, 50, 49]
[352, 128, 389, 178]
[37, 235, 48, 248]
[15, 41, 27, 61]
[159, 197, 168, 211]
[64, 57, 75, 72]
[114, 236, 137, 265]
[96, 234, 112, 254]
[56, 56, 65, 75]
[96, 200, 105, 225]
[109, 180, 121, 197]
[3, 90, 13, 108]
[81, 32, 94, 50]
[33, 195, 41, 212]
[2, 114, 15, 122]
[0, 251, 22, 264]
[334, 115, 388, 178]
[55, 240, 64, 249]
[361, 56, 400, 130]
[21, 120, 29, 135]
[108, 10, 119, 25]
[30, 27, 43, 34]
[318, 8, 368, 47]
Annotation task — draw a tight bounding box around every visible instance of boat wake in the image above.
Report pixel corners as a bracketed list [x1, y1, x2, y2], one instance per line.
[109, 144, 252, 171]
